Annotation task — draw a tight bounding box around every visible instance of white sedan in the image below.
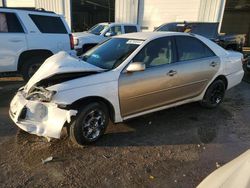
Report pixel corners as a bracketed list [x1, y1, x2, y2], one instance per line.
[9, 32, 244, 145]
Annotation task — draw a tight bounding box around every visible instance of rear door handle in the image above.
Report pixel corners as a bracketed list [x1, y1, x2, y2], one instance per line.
[167, 70, 177, 76]
[210, 62, 218, 67]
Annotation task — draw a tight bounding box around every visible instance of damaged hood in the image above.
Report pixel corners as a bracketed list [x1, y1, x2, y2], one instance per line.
[24, 51, 105, 92]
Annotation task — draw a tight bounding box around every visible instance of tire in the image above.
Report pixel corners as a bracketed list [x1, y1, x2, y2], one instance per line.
[21, 56, 47, 81]
[200, 80, 226, 109]
[70, 102, 109, 145]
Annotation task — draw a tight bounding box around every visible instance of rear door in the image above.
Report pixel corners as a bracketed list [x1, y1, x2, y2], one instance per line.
[172, 35, 220, 100]
[0, 11, 27, 72]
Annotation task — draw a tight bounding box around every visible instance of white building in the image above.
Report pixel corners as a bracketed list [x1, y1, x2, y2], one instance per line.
[116, 0, 226, 31]
[1, 0, 250, 45]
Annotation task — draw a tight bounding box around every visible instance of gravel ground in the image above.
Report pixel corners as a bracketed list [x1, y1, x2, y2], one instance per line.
[0, 75, 250, 188]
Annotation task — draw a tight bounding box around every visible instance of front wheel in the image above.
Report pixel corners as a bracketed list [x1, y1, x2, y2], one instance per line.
[200, 80, 226, 108]
[70, 102, 109, 145]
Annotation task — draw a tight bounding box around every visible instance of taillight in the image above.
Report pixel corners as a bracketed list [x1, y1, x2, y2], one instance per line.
[75, 38, 79, 46]
[69, 34, 74, 50]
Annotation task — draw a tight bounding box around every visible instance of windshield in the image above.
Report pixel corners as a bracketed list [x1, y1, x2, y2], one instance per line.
[82, 38, 143, 70]
[87, 24, 109, 35]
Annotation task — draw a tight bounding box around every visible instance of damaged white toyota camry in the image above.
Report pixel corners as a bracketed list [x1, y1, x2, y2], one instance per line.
[9, 32, 244, 145]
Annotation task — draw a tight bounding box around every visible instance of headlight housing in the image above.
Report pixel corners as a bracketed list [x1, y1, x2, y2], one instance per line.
[26, 87, 56, 102]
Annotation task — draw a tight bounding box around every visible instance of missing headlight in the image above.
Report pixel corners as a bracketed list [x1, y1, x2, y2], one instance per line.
[26, 87, 56, 102]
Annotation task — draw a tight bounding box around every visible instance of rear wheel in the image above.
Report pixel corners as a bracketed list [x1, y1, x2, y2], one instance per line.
[70, 102, 109, 145]
[200, 80, 226, 108]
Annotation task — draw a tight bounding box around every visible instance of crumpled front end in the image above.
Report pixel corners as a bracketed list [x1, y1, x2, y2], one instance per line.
[9, 90, 77, 139]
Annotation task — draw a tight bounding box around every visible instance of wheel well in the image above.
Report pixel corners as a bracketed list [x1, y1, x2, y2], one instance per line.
[18, 50, 53, 71]
[69, 96, 115, 122]
[214, 75, 228, 89]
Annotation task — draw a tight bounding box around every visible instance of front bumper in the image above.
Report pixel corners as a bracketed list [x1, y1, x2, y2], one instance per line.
[9, 91, 77, 139]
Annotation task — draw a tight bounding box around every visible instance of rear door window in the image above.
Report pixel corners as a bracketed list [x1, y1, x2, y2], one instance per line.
[29, 14, 67, 34]
[0, 12, 24, 33]
[124, 26, 137, 33]
[175, 36, 215, 61]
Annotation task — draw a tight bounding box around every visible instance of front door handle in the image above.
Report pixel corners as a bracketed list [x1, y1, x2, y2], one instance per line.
[167, 70, 177, 76]
[210, 62, 218, 67]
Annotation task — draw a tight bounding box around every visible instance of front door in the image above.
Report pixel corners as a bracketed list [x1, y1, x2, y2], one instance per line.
[119, 36, 180, 117]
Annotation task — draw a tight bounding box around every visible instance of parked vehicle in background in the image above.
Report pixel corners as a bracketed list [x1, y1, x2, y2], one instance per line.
[9, 32, 244, 145]
[243, 52, 250, 74]
[155, 22, 246, 52]
[0, 8, 74, 81]
[73, 22, 140, 55]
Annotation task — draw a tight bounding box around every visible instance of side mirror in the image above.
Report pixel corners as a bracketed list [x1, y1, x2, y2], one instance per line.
[105, 32, 113, 37]
[126, 62, 145, 72]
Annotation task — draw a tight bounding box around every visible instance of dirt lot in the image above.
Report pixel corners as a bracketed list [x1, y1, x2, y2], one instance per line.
[0, 75, 250, 188]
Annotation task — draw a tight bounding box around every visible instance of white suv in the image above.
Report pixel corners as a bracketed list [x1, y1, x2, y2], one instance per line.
[73, 22, 140, 55]
[0, 8, 74, 81]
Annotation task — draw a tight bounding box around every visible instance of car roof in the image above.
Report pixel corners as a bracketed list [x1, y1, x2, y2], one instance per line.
[114, 31, 192, 40]
[98, 22, 139, 26]
[0, 7, 56, 15]
[116, 31, 228, 57]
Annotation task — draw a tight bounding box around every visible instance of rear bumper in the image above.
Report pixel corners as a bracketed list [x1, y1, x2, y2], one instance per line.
[9, 91, 77, 138]
[226, 69, 244, 90]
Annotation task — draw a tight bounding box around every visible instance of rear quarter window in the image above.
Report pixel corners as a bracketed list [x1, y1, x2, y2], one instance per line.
[0, 12, 24, 33]
[124, 26, 138, 33]
[29, 14, 67, 34]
